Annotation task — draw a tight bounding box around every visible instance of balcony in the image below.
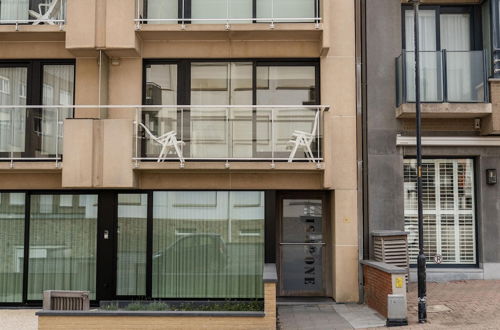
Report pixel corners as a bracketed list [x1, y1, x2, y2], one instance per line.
[395, 50, 491, 119]
[0, 105, 327, 169]
[0, 105, 70, 168]
[0, 0, 66, 28]
[134, 105, 327, 169]
[134, 0, 322, 31]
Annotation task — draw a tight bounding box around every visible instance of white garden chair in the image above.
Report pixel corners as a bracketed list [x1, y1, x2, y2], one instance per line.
[287, 110, 320, 163]
[29, 0, 61, 25]
[140, 123, 185, 165]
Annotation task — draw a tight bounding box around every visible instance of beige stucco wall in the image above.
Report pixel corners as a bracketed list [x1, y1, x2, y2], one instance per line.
[1, 0, 361, 304]
[322, 0, 359, 302]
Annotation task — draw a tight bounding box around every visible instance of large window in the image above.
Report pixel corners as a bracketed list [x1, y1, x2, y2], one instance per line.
[404, 159, 476, 265]
[28, 194, 98, 300]
[143, 60, 320, 161]
[402, 6, 485, 103]
[152, 191, 265, 298]
[0, 61, 74, 159]
[0, 193, 25, 302]
[116, 194, 148, 296]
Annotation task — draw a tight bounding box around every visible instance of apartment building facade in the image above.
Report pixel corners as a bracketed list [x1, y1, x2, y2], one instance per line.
[0, 0, 360, 306]
[363, 0, 500, 281]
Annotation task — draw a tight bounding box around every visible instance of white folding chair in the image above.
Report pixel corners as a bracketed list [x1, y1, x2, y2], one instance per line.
[140, 123, 185, 165]
[29, 0, 61, 25]
[287, 111, 320, 163]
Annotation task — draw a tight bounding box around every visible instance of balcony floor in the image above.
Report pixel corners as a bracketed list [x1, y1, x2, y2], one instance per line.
[396, 103, 492, 119]
[134, 161, 324, 171]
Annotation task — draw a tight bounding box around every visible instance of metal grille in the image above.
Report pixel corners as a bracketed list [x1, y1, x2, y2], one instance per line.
[373, 236, 409, 268]
[404, 159, 476, 264]
[42, 290, 90, 311]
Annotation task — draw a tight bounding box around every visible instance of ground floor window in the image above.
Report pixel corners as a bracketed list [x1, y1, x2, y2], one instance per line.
[152, 191, 265, 298]
[0, 191, 264, 303]
[0, 192, 25, 302]
[28, 194, 97, 300]
[404, 159, 476, 265]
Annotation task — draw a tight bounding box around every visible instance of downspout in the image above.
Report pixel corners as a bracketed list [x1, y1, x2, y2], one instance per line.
[355, 0, 368, 303]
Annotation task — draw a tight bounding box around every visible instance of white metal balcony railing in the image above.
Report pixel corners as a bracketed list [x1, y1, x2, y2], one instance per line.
[134, 0, 322, 29]
[0, 105, 328, 167]
[0, 0, 66, 29]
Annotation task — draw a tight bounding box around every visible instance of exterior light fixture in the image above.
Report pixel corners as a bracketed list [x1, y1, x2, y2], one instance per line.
[486, 169, 497, 185]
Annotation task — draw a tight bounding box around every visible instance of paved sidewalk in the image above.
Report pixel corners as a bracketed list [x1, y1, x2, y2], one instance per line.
[0, 309, 38, 330]
[278, 299, 385, 330]
[401, 280, 500, 329]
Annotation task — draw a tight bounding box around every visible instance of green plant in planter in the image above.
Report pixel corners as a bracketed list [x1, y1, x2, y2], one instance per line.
[101, 302, 119, 311]
[146, 301, 169, 311]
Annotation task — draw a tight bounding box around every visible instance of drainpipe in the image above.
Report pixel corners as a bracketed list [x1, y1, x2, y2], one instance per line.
[355, 0, 368, 303]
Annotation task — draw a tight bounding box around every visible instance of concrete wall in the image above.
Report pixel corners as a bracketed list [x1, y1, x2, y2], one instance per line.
[365, 0, 404, 255]
[402, 146, 500, 279]
[365, 0, 500, 279]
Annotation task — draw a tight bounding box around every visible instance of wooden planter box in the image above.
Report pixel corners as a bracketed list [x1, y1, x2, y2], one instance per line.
[37, 265, 277, 330]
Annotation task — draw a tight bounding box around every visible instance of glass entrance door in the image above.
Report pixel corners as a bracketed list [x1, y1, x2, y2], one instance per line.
[280, 198, 325, 296]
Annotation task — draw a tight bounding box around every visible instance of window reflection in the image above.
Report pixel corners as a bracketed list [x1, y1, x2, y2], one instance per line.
[152, 191, 265, 298]
[28, 194, 97, 300]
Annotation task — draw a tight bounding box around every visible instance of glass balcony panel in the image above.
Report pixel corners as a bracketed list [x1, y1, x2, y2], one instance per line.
[189, 107, 229, 159]
[446, 51, 485, 102]
[139, 0, 318, 24]
[229, 107, 253, 159]
[0, 0, 66, 24]
[396, 54, 403, 107]
[256, 0, 316, 22]
[404, 51, 444, 103]
[192, 0, 252, 24]
[141, 107, 180, 160]
[144, 0, 177, 24]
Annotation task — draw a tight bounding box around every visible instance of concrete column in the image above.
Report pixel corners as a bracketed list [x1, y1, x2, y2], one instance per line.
[321, 0, 359, 302]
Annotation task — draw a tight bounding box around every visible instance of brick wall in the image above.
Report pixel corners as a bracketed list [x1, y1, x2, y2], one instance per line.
[363, 265, 393, 318]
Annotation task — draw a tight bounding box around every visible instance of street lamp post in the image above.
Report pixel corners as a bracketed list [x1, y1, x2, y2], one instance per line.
[411, 0, 427, 323]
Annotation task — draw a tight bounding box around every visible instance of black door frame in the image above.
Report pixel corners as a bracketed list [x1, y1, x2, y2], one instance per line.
[276, 191, 331, 297]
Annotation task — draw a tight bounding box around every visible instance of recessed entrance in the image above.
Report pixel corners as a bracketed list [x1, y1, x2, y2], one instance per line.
[278, 193, 327, 296]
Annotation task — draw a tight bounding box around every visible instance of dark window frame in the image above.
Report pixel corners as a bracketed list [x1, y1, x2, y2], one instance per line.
[142, 58, 321, 161]
[0, 189, 275, 306]
[0, 59, 76, 160]
[401, 5, 483, 51]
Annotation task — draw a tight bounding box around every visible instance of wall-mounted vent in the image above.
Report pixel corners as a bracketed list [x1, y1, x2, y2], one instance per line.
[372, 231, 409, 269]
[42, 291, 90, 311]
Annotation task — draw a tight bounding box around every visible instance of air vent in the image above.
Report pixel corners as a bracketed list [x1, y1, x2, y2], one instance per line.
[372, 231, 409, 270]
[43, 291, 90, 311]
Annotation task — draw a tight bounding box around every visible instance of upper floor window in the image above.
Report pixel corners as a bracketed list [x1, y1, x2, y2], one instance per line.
[0, 0, 66, 25]
[139, 0, 320, 25]
[398, 6, 487, 104]
[0, 60, 74, 159]
[141, 60, 322, 162]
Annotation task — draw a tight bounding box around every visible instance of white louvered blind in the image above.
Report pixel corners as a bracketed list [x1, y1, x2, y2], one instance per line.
[404, 159, 476, 264]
